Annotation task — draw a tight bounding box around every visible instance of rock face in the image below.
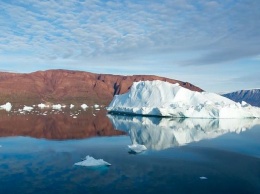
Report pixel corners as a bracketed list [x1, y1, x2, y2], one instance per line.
[222, 89, 260, 107]
[0, 69, 203, 105]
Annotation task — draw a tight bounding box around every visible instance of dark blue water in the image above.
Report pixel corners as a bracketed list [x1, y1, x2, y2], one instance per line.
[0, 111, 259, 194]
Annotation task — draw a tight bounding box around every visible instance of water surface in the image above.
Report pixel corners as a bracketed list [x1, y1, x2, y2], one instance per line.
[0, 109, 259, 194]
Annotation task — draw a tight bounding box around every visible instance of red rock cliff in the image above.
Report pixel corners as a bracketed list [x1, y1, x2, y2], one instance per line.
[0, 69, 203, 105]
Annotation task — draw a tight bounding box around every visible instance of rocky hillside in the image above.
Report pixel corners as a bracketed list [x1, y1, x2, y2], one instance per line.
[0, 69, 203, 105]
[222, 89, 260, 107]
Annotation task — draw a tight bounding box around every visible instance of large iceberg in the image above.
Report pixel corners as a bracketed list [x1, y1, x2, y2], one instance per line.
[108, 115, 260, 150]
[107, 80, 260, 118]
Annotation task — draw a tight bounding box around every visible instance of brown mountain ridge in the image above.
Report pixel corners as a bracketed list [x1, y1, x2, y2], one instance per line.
[0, 69, 203, 105]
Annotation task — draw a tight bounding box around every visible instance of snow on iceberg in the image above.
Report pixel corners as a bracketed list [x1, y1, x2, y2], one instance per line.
[108, 114, 260, 150]
[74, 155, 111, 167]
[0, 102, 12, 111]
[107, 80, 260, 118]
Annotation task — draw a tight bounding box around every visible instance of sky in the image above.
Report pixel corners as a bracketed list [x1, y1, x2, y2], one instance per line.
[0, 0, 259, 92]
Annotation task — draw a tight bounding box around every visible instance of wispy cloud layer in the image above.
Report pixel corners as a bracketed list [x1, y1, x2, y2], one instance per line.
[0, 0, 259, 91]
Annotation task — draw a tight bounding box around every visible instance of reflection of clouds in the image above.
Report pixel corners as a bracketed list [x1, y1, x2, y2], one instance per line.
[109, 115, 260, 150]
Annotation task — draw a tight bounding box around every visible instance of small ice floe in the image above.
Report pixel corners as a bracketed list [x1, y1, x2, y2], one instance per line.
[128, 143, 147, 154]
[70, 104, 75, 109]
[52, 104, 62, 110]
[74, 155, 111, 167]
[81, 104, 88, 110]
[199, 176, 208, 180]
[23, 106, 34, 111]
[0, 102, 12, 112]
[38, 103, 46, 109]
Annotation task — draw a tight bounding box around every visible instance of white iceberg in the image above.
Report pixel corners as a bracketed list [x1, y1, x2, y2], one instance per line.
[23, 105, 34, 111]
[81, 104, 88, 110]
[0, 102, 12, 111]
[38, 103, 46, 109]
[74, 155, 111, 167]
[108, 115, 260, 150]
[128, 143, 147, 153]
[107, 80, 260, 118]
[52, 104, 62, 109]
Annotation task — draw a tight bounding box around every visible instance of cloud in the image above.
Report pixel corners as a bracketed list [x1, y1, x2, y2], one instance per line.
[231, 73, 260, 84]
[0, 0, 260, 67]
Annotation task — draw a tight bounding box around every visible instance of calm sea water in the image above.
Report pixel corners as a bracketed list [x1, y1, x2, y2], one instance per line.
[0, 108, 259, 194]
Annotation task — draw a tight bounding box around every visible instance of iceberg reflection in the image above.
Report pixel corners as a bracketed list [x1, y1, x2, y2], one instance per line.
[108, 115, 260, 150]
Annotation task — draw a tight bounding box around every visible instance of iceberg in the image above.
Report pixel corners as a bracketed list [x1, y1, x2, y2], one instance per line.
[108, 115, 260, 150]
[107, 80, 260, 118]
[23, 106, 34, 111]
[0, 102, 12, 112]
[81, 104, 88, 110]
[38, 103, 46, 109]
[74, 155, 111, 167]
[128, 143, 147, 153]
[52, 104, 62, 110]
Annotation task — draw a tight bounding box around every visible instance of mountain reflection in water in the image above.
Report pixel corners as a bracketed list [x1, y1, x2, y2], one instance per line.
[0, 109, 125, 139]
[108, 115, 260, 150]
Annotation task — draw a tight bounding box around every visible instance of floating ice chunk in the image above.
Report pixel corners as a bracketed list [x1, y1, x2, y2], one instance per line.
[70, 104, 75, 109]
[199, 177, 208, 180]
[74, 155, 111, 167]
[38, 103, 46, 109]
[52, 104, 62, 109]
[128, 143, 147, 153]
[0, 102, 12, 112]
[81, 104, 88, 109]
[23, 106, 34, 111]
